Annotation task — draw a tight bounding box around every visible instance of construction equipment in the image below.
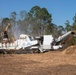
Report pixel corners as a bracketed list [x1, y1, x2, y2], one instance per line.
[1, 23, 11, 47]
[0, 30, 76, 53]
[2, 23, 15, 43]
[2, 23, 10, 41]
[0, 34, 38, 53]
[4, 23, 10, 31]
[56, 31, 75, 43]
[36, 35, 62, 52]
[0, 23, 39, 53]
[36, 31, 76, 52]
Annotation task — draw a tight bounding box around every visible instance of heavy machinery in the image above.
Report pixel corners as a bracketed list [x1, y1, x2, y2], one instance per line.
[0, 26, 76, 53]
[36, 31, 76, 52]
[1, 23, 11, 48]
[2, 23, 10, 41]
[2, 23, 16, 43]
[0, 34, 38, 53]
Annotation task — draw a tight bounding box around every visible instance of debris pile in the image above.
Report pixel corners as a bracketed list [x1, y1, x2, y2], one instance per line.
[62, 45, 76, 54]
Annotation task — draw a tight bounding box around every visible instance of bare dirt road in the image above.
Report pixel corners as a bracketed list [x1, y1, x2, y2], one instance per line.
[0, 47, 76, 75]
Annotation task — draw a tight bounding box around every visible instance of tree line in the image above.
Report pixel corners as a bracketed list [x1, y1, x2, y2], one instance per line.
[0, 6, 76, 45]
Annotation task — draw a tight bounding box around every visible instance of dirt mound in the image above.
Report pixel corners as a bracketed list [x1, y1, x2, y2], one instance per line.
[62, 45, 76, 54]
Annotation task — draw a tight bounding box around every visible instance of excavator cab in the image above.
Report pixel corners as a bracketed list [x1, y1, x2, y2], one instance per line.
[4, 31, 8, 38]
[3, 23, 10, 38]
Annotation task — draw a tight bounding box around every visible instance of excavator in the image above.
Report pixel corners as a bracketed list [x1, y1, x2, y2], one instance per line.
[0, 23, 76, 53]
[0, 23, 10, 53]
[1, 23, 11, 46]
[2, 23, 15, 43]
[0, 23, 16, 53]
[0, 23, 39, 54]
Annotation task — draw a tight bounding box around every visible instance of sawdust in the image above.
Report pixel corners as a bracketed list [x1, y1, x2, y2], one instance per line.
[62, 45, 76, 54]
[0, 49, 76, 75]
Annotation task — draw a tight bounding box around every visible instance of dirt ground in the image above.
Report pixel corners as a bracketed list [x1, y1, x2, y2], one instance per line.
[0, 47, 76, 75]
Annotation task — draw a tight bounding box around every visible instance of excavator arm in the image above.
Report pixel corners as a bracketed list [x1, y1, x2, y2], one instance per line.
[5, 23, 11, 31]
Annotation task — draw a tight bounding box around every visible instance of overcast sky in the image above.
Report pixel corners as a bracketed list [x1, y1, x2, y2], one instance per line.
[0, 0, 76, 26]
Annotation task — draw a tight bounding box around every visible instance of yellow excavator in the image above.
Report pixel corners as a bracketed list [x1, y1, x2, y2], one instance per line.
[2, 23, 15, 44]
[2, 23, 10, 43]
[5, 23, 10, 32]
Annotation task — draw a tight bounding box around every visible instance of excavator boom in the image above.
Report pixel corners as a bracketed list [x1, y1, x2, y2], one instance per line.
[5, 23, 10, 31]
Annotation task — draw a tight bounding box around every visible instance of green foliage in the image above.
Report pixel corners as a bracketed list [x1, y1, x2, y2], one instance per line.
[57, 25, 65, 35]
[10, 12, 17, 22]
[65, 20, 72, 31]
[0, 6, 76, 47]
[72, 13, 76, 30]
[28, 6, 52, 35]
[64, 14, 76, 46]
